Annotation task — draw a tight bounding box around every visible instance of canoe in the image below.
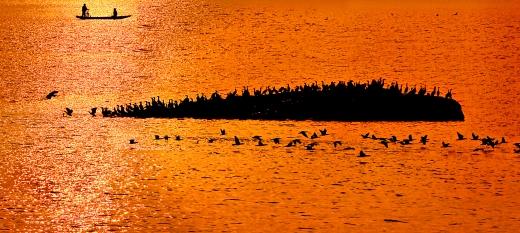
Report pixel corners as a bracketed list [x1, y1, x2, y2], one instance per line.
[76, 15, 131, 20]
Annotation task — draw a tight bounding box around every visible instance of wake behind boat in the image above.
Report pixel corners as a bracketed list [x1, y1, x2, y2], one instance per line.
[76, 15, 131, 20]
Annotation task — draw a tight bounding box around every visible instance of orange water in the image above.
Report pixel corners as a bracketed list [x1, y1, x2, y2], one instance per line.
[0, 0, 519, 232]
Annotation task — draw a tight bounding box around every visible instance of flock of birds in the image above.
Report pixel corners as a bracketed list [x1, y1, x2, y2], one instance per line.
[46, 90, 518, 155]
[128, 128, 520, 156]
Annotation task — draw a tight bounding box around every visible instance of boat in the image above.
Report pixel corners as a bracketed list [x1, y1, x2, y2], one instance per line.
[76, 15, 131, 20]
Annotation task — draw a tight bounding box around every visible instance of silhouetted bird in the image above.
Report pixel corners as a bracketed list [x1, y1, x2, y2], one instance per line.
[129, 139, 137, 144]
[344, 146, 355, 150]
[208, 138, 216, 143]
[371, 135, 378, 140]
[233, 136, 242, 146]
[64, 108, 73, 116]
[257, 140, 266, 146]
[400, 139, 411, 145]
[252, 135, 262, 141]
[381, 140, 389, 148]
[285, 141, 294, 147]
[175, 135, 182, 141]
[389, 135, 398, 143]
[299, 131, 309, 138]
[358, 150, 369, 157]
[361, 133, 370, 139]
[501, 137, 506, 143]
[333, 141, 342, 147]
[514, 143, 520, 149]
[89, 107, 97, 117]
[457, 132, 465, 140]
[220, 129, 226, 135]
[292, 139, 302, 144]
[408, 134, 413, 141]
[319, 128, 328, 136]
[420, 135, 428, 145]
[471, 133, 479, 140]
[305, 142, 318, 150]
[46, 91, 58, 99]
[310, 132, 319, 139]
[164, 135, 170, 140]
[154, 135, 161, 140]
[442, 142, 450, 148]
[272, 138, 281, 144]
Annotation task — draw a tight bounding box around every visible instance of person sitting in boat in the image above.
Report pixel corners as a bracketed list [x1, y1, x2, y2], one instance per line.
[113, 8, 118, 18]
[81, 4, 89, 17]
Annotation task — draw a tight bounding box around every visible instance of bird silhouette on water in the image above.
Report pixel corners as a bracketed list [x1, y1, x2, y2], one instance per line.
[64, 108, 73, 116]
[46, 91, 58, 99]
[257, 140, 266, 146]
[442, 142, 450, 148]
[164, 135, 170, 140]
[361, 133, 370, 139]
[220, 129, 226, 135]
[358, 150, 369, 157]
[129, 139, 137, 144]
[310, 132, 319, 139]
[272, 138, 281, 144]
[380, 140, 389, 148]
[175, 135, 182, 141]
[154, 135, 162, 140]
[319, 128, 328, 136]
[305, 142, 318, 150]
[457, 132, 465, 140]
[300, 131, 309, 138]
[471, 133, 479, 140]
[208, 138, 216, 143]
[420, 135, 428, 145]
[252, 135, 262, 141]
[233, 136, 242, 146]
[333, 141, 342, 147]
[89, 107, 97, 117]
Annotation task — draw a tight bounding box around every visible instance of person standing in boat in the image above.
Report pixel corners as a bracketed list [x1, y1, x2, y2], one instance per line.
[81, 4, 88, 17]
[113, 8, 118, 18]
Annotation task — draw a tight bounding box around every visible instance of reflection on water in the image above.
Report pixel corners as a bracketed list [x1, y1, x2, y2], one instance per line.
[0, 0, 519, 232]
